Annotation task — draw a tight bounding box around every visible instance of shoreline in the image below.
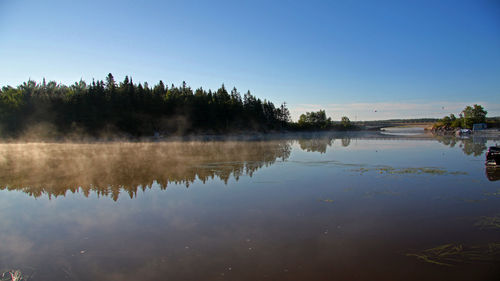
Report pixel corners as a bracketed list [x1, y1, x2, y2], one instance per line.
[1, 129, 499, 144]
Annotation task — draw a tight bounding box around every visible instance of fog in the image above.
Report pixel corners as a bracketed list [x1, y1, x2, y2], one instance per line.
[0, 141, 291, 200]
[0, 132, 493, 200]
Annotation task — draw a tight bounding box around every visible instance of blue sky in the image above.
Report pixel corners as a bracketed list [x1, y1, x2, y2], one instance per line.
[1, 0, 499, 120]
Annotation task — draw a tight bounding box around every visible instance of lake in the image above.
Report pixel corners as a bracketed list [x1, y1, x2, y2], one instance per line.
[0, 133, 499, 281]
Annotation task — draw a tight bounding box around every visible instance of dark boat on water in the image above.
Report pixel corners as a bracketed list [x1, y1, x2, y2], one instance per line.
[486, 146, 500, 166]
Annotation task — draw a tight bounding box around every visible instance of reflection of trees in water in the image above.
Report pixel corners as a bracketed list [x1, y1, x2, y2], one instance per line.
[462, 140, 487, 156]
[341, 137, 351, 147]
[0, 141, 291, 200]
[435, 136, 487, 156]
[297, 135, 351, 153]
[298, 136, 335, 153]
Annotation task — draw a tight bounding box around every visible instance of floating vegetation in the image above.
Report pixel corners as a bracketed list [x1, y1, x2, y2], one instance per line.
[475, 215, 500, 230]
[354, 166, 467, 176]
[0, 270, 27, 281]
[449, 171, 469, 175]
[356, 167, 370, 174]
[406, 243, 500, 266]
[433, 195, 490, 204]
[318, 199, 334, 203]
[291, 160, 467, 177]
[364, 190, 400, 197]
[483, 189, 500, 197]
[291, 160, 365, 168]
[460, 198, 487, 203]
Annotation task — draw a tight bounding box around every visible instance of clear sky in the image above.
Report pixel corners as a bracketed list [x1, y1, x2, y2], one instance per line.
[1, 0, 499, 120]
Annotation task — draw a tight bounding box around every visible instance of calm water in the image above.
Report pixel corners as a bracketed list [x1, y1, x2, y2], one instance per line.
[0, 133, 499, 281]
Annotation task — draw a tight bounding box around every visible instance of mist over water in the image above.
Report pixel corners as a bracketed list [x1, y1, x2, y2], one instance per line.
[0, 141, 291, 200]
[0, 133, 499, 281]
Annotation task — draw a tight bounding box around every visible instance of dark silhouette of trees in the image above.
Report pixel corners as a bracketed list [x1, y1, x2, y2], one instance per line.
[0, 74, 292, 138]
[297, 110, 332, 130]
[340, 116, 352, 129]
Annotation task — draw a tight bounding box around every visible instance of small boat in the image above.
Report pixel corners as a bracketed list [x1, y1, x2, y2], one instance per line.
[486, 146, 500, 166]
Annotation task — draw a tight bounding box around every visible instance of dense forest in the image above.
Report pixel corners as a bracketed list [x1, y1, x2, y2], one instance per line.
[7, 75, 490, 139]
[0, 74, 292, 138]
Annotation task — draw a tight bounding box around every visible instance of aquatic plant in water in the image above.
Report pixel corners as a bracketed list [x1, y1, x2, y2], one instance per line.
[354, 166, 467, 176]
[483, 189, 500, 197]
[406, 243, 500, 266]
[475, 215, 500, 230]
[0, 270, 25, 281]
[364, 190, 400, 197]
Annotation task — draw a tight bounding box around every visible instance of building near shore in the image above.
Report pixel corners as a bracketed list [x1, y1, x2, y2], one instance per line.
[473, 123, 487, 131]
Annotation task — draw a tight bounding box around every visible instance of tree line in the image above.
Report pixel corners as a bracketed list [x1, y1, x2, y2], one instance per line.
[434, 104, 488, 130]
[295, 109, 354, 130]
[0, 74, 292, 138]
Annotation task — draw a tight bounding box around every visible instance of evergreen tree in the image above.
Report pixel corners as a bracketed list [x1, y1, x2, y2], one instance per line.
[0, 74, 301, 138]
[105, 73, 116, 92]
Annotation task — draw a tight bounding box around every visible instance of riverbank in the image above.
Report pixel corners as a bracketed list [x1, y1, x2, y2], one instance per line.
[2, 126, 499, 143]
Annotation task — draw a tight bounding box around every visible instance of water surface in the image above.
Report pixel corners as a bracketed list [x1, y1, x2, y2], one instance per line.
[0, 133, 499, 280]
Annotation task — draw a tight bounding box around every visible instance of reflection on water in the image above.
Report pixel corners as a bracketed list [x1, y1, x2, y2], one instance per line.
[380, 126, 426, 136]
[297, 134, 335, 153]
[435, 135, 488, 156]
[0, 135, 496, 199]
[341, 137, 351, 147]
[0, 141, 291, 200]
[486, 167, 500, 181]
[1, 134, 500, 281]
